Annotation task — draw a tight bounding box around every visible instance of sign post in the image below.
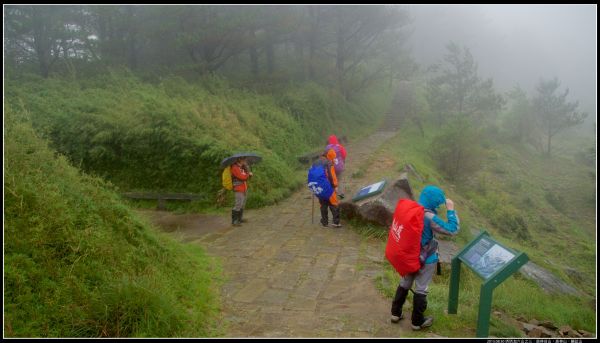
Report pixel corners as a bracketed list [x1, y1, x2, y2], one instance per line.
[448, 231, 529, 337]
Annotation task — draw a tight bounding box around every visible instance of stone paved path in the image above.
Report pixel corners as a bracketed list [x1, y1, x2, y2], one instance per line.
[141, 111, 416, 337]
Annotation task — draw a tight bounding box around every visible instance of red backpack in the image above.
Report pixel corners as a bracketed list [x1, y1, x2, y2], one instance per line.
[385, 199, 425, 276]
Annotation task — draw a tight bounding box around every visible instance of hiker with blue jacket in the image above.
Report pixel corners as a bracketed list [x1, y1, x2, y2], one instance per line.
[390, 185, 459, 330]
[307, 149, 341, 228]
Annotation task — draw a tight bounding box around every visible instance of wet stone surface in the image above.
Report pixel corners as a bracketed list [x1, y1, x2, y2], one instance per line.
[141, 111, 416, 338]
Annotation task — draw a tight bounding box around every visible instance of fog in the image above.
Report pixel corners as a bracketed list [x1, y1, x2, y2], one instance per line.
[406, 4, 596, 123]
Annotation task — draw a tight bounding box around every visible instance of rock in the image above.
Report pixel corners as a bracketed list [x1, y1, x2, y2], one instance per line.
[577, 329, 593, 337]
[470, 228, 482, 236]
[519, 262, 581, 296]
[437, 239, 459, 263]
[539, 320, 558, 331]
[527, 327, 543, 338]
[521, 323, 538, 333]
[540, 326, 556, 337]
[564, 267, 585, 284]
[403, 163, 424, 182]
[516, 316, 527, 322]
[339, 173, 414, 228]
[529, 319, 540, 326]
[566, 328, 583, 338]
[527, 326, 554, 338]
[558, 325, 571, 336]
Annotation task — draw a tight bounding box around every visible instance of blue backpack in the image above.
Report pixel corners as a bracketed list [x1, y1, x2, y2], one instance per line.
[307, 162, 334, 200]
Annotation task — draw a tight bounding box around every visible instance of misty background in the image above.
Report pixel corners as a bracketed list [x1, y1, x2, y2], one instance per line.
[407, 4, 596, 127]
[4, 4, 597, 338]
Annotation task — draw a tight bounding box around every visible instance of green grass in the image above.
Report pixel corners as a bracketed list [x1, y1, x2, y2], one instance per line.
[345, 115, 596, 337]
[4, 106, 224, 337]
[375, 261, 595, 338]
[5, 71, 390, 213]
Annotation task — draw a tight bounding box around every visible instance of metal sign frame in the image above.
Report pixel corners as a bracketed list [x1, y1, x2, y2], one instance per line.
[447, 230, 529, 337]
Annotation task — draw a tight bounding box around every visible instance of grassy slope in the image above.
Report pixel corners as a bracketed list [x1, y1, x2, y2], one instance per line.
[347, 122, 595, 337]
[5, 71, 390, 212]
[4, 72, 392, 337]
[4, 106, 223, 337]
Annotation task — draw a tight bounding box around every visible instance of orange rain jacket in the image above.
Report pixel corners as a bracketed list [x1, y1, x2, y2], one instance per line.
[230, 162, 250, 192]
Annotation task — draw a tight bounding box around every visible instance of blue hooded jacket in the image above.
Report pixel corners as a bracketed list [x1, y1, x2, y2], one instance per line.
[418, 185, 460, 264]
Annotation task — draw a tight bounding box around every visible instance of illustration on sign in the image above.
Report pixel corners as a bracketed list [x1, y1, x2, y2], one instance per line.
[462, 237, 515, 278]
[472, 244, 515, 278]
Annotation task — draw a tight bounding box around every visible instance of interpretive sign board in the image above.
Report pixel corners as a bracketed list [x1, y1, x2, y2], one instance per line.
[352, 180, 387, 202]
[460, 235, 516, 279]
[448, 231, 528, 337]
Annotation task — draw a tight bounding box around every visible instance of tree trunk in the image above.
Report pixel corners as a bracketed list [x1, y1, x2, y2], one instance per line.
[250, 47, 259, 77]
[97, 9, 108, 59]
[293, 35, 304, 80]
[336, 16, 345, 96]
[454, 146, 462, 181]
[126, 6, 138, 70]
[547, 129, 552, 157]
[31, 7, 51, 78]
[335, 9, 349, 100]
[265, 36, 274, 74]
[308, 6, 317, 80]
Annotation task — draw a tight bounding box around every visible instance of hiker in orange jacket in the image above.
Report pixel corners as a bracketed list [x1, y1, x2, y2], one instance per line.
[325, 134, 347, 198]
[316, 148, 341, 228]
[230, 157, 253, 225]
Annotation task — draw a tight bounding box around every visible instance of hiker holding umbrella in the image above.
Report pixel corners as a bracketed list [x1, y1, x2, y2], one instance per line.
[221, 153, 262, 226]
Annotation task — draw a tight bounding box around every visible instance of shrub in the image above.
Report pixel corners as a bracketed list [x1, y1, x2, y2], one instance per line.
[490, 206, 531, 241]
[429, 116, 486, 181]
[5, 72, 388, 210]
[544, 190, 565, 212]
[4, 107, 222, 337]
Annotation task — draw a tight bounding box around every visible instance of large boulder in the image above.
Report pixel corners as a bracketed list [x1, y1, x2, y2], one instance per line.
[339, 173, 414, 227]
[518, 261, 581, 296]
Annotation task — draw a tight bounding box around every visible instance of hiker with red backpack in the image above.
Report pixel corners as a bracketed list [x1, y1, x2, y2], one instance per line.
[385, 185, 459, 330]
[325, 135, 347, 199]
[307, 149, 341, 228]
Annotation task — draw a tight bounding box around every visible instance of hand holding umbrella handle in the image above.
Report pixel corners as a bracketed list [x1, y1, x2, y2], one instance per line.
[243, 163, 253, 177]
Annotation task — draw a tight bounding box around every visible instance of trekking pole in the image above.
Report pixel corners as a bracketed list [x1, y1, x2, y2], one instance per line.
[311, 194, 315, 224]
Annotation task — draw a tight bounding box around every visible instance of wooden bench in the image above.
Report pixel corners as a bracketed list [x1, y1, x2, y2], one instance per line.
[298, 137, 349, 165]
[122, 192, 204, 210]
[297, 150, 323, 164]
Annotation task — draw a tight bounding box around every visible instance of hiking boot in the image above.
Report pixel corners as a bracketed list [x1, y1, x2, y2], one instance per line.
[411, 316, 433, 330]
[331, 223, 342, 228]
[232, 210, 242, 226]
[320, 222, 329, 228]
[391, 285, 409, 323]
[390, 313, 405, 323]
[411, 293, 432, 330]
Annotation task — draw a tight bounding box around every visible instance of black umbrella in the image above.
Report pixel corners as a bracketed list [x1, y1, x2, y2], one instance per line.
[220, 152, 262, 168]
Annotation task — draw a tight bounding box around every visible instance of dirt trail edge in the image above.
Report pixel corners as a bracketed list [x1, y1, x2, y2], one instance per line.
[140, 105, 417, 338]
